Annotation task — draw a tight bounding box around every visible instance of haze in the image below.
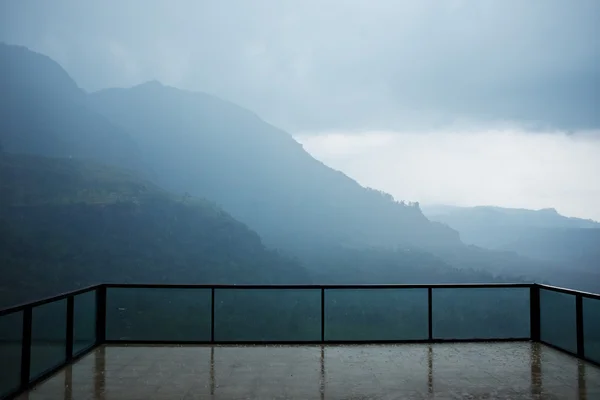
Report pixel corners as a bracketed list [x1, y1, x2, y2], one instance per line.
[2, 0, 598, 219]
[298, 129, 600, 221]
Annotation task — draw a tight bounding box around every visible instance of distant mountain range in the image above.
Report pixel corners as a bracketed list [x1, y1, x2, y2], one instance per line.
[1, 42, 599, 301]
[423, 205, 600, 289]
[422, 204, 599, 252]
[423, 205, 599, 232]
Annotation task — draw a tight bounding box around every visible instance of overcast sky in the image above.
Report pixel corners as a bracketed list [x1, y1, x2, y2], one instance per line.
[1, 0, 598, 131]
[297, 129, 600, 221]
[1, 0, 599, 219]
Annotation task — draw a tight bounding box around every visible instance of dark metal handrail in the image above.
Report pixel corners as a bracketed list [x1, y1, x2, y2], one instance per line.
[1, 282, 599, 400]
[0, 285, 99, 317]
[3, 282, 600, 317]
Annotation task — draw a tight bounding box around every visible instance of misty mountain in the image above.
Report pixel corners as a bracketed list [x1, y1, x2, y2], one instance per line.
[423, 205, 600, 255]
[422, 205, 600, 289]
[499, 227, 600, 264]
[0, 153, 309, 307]
[0, 152, 518, 309]
[87, 81, 460, 252]
[424, 205, 599, 241]
[86, 81, 573, 285]
[4, 44, 598, 295]
[0, 43, 144, 173]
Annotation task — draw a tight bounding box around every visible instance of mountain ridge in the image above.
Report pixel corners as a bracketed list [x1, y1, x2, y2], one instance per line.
[6, 43, 598, 296]
[0, 43, 146, 174]
[423, 204, 599, 228]
[88, 80, 462, 252]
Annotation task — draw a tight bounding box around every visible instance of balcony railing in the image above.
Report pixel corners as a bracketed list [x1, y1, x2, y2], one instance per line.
[1, 283, 599, 399]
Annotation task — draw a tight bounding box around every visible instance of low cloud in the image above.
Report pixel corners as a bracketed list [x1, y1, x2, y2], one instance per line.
[296, 130, 600, 221]
[1, 0, 598, 132]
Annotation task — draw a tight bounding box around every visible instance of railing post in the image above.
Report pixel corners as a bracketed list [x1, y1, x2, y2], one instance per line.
[428, 287, 433, 341]
[530, 285, 540, 342]
[211, 287, 215, 343]
[20, 306, 32, 391]
[66, 296, 74, 360]
[576, 294, 585, 358]
[320, 288, 325, 343]
[95, 285, 107, 344]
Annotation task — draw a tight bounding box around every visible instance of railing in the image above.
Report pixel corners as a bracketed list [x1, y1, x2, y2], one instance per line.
[0, 283, 599, 399]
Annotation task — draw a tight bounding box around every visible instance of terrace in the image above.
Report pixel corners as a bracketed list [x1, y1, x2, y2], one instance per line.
[1, 283, 599, 399]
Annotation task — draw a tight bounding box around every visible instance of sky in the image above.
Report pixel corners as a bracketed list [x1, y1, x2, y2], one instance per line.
[297, 129, 600, 221]
[1, 0, 599, 219]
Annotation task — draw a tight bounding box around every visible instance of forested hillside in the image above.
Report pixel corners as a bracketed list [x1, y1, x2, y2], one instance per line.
[88, 82, 461, 251]
[0, 153, 309, 307]
[3, 43, 596, 306]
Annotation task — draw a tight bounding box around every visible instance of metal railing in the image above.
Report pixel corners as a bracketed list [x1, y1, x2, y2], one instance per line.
[0, 282, 599, 399]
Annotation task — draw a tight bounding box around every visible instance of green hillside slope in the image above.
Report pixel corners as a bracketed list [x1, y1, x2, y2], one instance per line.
[88, 82, 461, 251]
[0, 153, 309, 307]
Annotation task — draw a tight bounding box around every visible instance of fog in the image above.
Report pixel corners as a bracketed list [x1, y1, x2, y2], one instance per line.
[1, 0, 599, 219]
[298, 129, 600, 221]
[1, 0, 598, 132]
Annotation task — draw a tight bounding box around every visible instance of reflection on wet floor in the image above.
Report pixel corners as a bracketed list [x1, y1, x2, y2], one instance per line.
[17, 342, 600, 399]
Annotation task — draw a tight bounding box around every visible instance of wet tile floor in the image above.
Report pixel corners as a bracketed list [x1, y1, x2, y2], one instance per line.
[17, 342, 600, 399]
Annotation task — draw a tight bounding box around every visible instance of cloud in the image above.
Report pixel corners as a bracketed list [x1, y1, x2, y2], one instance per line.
[296, 129, 600, 221]
[1, 0, 598, 131]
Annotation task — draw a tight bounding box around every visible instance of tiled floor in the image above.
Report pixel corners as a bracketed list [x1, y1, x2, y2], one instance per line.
[17, 342, 600, 399]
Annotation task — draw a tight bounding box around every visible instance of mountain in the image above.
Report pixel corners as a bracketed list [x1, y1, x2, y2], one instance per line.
[89, 83, 575, 285]
[0, 43, 144, 173]
[4, 44, 596, 294]
[0, 153, 309, 307]
[422, 205, 600, 292]
[423, 205, 599, 246]
[87, 82, 460, 252]
[499, 227, 600, 263]
[422, 204, 600, 254]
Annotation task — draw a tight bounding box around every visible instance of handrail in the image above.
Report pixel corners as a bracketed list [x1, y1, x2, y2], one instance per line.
[2, 282, 600, 316]
[104, 282, 534, 289]
[0, 284, 100, 317]
[536, 283, 600, 300]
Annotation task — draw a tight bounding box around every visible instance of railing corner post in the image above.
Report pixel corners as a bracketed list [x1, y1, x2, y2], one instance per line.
[20, 306, 32, 391]
[428, 287, 433, 341]
[66, 296, 74, 361]
[320, 288, 325, 343]
[576, 294, 585, 358]
[211, 287, 215, 343]
[530, 285, 540, 342]
[96, 285, 107, 345]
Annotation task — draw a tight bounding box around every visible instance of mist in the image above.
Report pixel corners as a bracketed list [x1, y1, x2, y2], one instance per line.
[297, 129, 600, 221]
[1, 0, 599, 132]
[2, 4, 600, 393]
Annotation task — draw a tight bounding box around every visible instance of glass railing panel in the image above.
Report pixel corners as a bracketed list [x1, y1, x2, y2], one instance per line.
[432, 288, 530, 339]
[583, 296, 600, 363]
[106, 288, 211, 341]
[73, 291, 96, 354]
[0, 311, 22, 397]
[214, 289, 320, 341]
[540, 289, 576, 353]
[30, 299, 67, 380]
[324, 289, 428, 341]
